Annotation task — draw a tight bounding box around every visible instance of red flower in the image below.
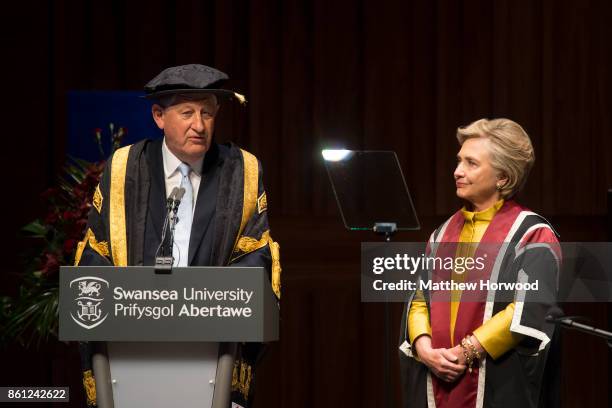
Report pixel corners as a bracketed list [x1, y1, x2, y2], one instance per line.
[44, 211, 59, 225]
[63, 239, 77, 255]
[62, 210, 76, 221]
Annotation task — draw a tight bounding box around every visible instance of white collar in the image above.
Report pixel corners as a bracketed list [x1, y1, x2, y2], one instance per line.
[161, 138, 204, 178]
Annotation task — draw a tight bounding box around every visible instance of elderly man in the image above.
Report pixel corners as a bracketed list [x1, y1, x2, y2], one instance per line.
[75, 64, 280, 408]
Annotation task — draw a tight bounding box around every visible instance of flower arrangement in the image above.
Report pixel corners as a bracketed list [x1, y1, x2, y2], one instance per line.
[0, 125, 125, 347]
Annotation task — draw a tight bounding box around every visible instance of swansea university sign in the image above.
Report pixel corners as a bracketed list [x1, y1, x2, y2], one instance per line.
[59, 266, 278, 342]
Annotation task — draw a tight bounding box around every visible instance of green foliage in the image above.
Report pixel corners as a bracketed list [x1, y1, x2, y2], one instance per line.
[1, 125, 125, 348]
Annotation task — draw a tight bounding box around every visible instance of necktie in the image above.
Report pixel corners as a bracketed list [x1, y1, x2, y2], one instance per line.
[173, 163, 193, 266]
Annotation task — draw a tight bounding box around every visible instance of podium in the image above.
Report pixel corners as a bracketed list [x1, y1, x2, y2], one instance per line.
[59, 266, 279, 408]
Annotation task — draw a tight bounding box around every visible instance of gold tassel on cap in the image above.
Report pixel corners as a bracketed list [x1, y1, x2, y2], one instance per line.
[233, 92, 247, 105]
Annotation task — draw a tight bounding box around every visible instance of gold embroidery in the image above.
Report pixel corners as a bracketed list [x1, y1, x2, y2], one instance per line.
[240, 362, 246, 392]
[235, 230, 270, 254]
[257, 191, 267, 214]
[230, 150, 281, 299]
[232, 360, 239, 391]
[232, 149, 258, 254]
[110, 145, 131, 266]
[82, 369, 97, 406]
[92, 184, 103, 213]
[243, 363, 252, 399]
[74, 230, 91, 266]
[269, 239, 282, 299]
[231, 360, 253, 400]
[231, 229, 282, 299]
[89, 235, 110, 258]
[74, 229, 110, 265]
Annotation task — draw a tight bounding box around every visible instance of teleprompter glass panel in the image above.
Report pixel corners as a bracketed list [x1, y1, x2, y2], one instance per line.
[323, 150, 419, 231]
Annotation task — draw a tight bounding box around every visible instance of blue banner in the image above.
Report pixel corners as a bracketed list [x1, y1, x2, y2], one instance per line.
[67, 91, 161, 161]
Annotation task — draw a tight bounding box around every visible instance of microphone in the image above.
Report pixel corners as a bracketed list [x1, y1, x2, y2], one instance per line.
[160, 187, 179, 248]
[545, 306, 612, 344]
[165, 187, 186, 270]
[173, 187, 185, 208]
[161, 187, 179, 247]
[545, 306, 565, 323]
[166, 187, 179, 208]
[154, 187, 180, 273]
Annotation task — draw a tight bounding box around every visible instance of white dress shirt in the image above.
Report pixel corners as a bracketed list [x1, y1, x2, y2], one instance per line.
[161, 138, 203, 212]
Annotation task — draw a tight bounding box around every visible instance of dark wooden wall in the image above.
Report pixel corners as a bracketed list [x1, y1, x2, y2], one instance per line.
[1, 1, 611, 407]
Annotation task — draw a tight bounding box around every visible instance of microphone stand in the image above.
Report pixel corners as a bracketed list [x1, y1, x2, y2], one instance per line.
[547, 315, 612, 349]
[154, 188, 184, 274]
[166, 188, 184, 269]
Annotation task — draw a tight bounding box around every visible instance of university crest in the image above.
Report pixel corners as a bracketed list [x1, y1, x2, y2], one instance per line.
[69, 276, 110, 330]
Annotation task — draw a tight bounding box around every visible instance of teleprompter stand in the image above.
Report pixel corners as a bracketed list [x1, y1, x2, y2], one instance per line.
[323, 150, 420, 408]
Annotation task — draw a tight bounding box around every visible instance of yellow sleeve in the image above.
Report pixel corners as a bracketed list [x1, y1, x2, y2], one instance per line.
[408, 290, 431, 344]
[473, 303, 523, 360]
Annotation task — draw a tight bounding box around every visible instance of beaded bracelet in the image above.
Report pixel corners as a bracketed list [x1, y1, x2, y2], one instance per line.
[460, 340, 472, 368]
[460, 336, 481, 373]
[464, 336, 481, 360]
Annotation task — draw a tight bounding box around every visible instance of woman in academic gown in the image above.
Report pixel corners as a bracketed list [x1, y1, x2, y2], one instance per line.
[399, 118, 560, 408]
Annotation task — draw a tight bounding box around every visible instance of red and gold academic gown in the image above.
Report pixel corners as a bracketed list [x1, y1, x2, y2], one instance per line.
[399, 200, 560, 408]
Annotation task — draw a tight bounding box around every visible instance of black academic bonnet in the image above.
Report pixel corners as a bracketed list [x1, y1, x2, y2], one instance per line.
[143, 64, 246, 104]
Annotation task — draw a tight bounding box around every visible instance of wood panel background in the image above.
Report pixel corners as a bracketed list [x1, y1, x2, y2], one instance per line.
[1, 1, 610, 407]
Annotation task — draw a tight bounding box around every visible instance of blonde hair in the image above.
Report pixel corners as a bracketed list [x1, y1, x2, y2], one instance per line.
[457, 118, 535, 199]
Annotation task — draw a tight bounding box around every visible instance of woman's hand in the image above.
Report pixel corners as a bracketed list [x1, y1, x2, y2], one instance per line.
[414, 335, 466, 382]
[447, 344, 467, 366]
[448, 335, 486, 371]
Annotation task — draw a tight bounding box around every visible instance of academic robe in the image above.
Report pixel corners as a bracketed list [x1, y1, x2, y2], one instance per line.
[399, 201, 560, 408]
[74, 138, 281, 408]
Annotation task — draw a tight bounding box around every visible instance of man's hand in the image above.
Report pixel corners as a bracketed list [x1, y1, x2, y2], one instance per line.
[414, 336, 466, 382]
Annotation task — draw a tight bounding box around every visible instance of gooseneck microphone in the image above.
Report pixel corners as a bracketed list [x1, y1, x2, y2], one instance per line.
[154, 187, 181, 273]
[161, 187, 179, 245]
[166, 187, 186, 268]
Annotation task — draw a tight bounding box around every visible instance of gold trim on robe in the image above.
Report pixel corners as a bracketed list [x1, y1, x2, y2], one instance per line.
[231, 229, 282, 299]
[257, 191, 267, 214]
[109, 145, 131, 266]
[74, 228, 110, 266]
[269, 239, 281, 299]
[82, 369, 97, 406]
[231, 360, 253, 401]
[92, 184, 103, 214]
[230, 150, 282, 298]
[234, 149, 259, 249]
[233, 230, 271, 256]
